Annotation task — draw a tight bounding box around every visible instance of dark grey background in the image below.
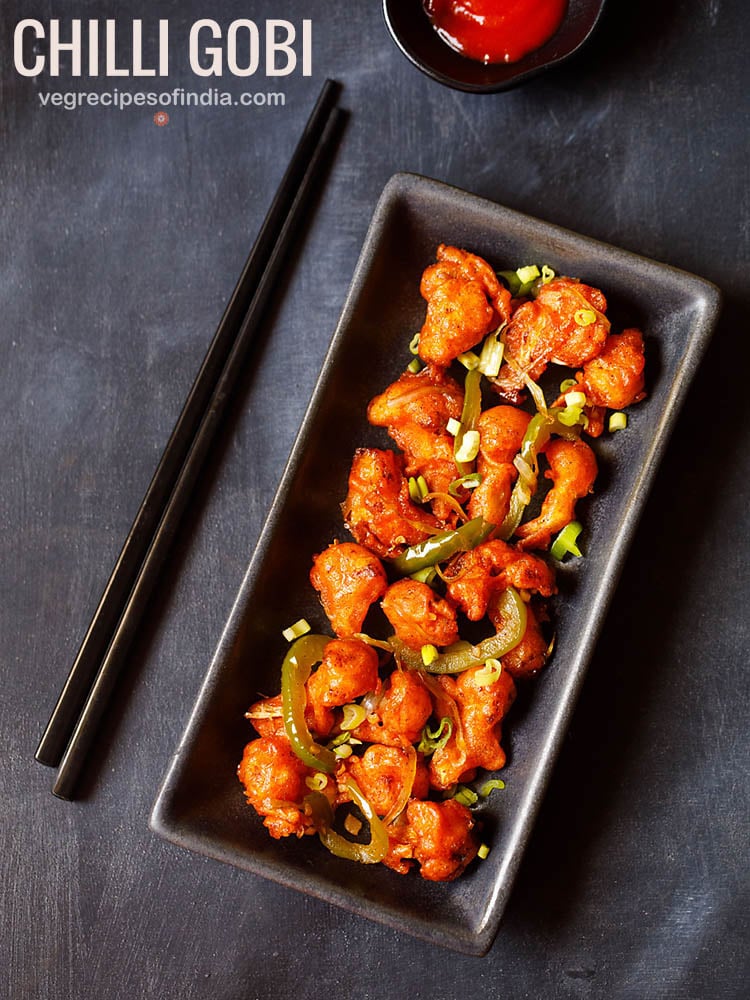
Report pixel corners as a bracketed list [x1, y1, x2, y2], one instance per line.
[2, 1, 748, 998]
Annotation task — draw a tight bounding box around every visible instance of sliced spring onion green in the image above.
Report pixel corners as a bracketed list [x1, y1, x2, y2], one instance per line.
[333, 744, 353, 759]
[341, 703, 367, 731]
[407, 357, 421, 373]
[417, 717, 453, 755]
[409, 332, 420, 354]
[453, 785, 479, 807]
[550, 520, 584, 560]
[421, 644, 439, 666]
[609, 411, 628, 432]
[408, 475, 429, 503]
[477, 329, 505, 378]
[574, 308, 597, 327]
[305, 772, 328, 792]
[479, 778, 506, 798]
[564, 390, 587, 408]
[540, 264, 556, 284]
[455, 429, 480, 463]
[473, 658, 503, 685]
[557, 404, 585, 427]
[457, 351, 481, 370]
[448, 473, 482, 496]
[477, 843, 491, 860]
[446, 417, 461, 437]
[559, 377, 578, 393]
[282, 618, 311, 642]
[454, 367, 483, 474]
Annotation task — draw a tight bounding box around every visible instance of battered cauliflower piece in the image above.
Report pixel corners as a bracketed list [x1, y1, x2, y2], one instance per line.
[381, 578, 460, 651]
[494, 277, 610, 403]
[515, 438, 598, 551]
[237, 735, 316, 840]
[468, 405, 532, 528]
[354, 669, 433, 747]
[418, 245, 511, 367]
[430, 665, 516, 789]
[342, 744, 430, 818]
[368, 365, 466, 522]
[306, 638, 380, 735]
[310, 541, 388, 637]
[445, 539, 557, 621]
[343, 448, 440, 559]
[404, 798, 479, 881]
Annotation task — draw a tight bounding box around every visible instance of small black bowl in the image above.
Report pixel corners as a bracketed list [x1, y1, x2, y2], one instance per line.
[383, 0, 607, 93]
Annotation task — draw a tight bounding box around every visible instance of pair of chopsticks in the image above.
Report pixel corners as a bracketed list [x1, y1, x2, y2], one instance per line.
[36, 79, 343, 800]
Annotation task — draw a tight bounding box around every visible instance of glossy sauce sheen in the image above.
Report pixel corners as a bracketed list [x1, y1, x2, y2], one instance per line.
[424, 0, 568, 65]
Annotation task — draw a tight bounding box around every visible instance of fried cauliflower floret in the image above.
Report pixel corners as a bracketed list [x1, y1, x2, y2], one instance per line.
[343, 447, 440, 558]
[306, 638, 380, 735]
[494, 277, 610, 403]
[445, 540, 557, 621]
[575, 328, 646, 411]
[367, 365, 465, 520]
[343, 744, 430, 818]
[468, 405, 532, 528]
[237, 735, 315, 839]
[405, 798, 479, 881]
[429, 666, 517, 789]
[381, 578, 459, 651]
[515, 438, 598, 551]
[418, 245, 511, 367]
[354, 669, 433, 747]
[310, 542, 388, 637]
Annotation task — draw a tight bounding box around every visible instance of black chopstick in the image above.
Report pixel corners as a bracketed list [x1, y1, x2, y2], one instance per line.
[36, 80, 341, 792]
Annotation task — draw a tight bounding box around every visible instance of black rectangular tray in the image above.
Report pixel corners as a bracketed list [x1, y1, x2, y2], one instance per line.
[150, 173, 721, 955]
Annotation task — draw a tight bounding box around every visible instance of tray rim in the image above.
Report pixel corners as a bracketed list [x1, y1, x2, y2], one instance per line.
[150, 172, 722, 956]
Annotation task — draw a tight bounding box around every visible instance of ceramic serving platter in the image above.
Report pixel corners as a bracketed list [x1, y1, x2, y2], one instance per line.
[150, 173, 720, 955]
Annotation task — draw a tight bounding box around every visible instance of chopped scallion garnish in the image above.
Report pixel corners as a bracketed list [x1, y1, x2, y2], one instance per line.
[340, 703, 367, 731]
[609, 411, 628, 432]
[333, 744, 353, 760]
[282, 618, 311, 642]
[473, 658, 503, 685]
[559, 378, 578, 393]
[557, 405, 584, 427]
[409, 332, 420, 354]
[446, 417, 461, 437]
[479, 778, 506, 798]
[477, 329, 505, 377]
[457, 351, 481, 370]
[407, 357, 421, 373]
[564, 390, 587, 408]
[305, 772, 328, 792]
[448, 473, 482, 496]
[453, 785, 479, 808]
[421, 644, 439, 666]
[454, 429, 480, 463]
[550, 520, 584, 560]
[574, 308, 597, 327]
[417, 716, 453, 755]
[540, 264, 556, 284]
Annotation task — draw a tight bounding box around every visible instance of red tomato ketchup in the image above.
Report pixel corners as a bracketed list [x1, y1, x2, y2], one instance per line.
[423, 0, 568, 65]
